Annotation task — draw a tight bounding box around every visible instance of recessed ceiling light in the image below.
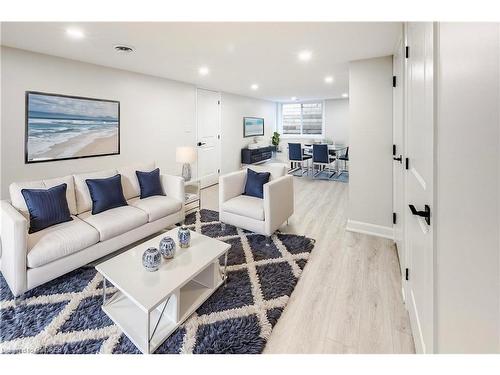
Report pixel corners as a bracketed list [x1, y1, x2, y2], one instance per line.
[342, 93, 349, 98]
[198, 66, 209, 76]
[114, 45, 134, 53]
[324, 76, 334, 84]
[291, 97, 298, 101]
[298, 50, 312, 62]
[251, 84, 259, 90]
[65, 28, 85, 39]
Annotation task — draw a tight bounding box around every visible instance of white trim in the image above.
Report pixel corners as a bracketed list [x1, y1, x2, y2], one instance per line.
[345, 219, 394, 240]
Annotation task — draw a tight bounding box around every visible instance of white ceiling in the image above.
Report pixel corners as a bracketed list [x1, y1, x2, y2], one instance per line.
[1, 22, 401, 102]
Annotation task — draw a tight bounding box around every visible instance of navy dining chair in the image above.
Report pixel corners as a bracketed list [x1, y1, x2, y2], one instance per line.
[312, 144, 336, 179]
[288, 143, 312, 176]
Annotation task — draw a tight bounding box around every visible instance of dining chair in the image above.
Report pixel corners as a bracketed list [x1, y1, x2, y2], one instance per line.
[288, 143, 312, 176]
[312, 144, 336, 179]
[337, 146, 349, 175]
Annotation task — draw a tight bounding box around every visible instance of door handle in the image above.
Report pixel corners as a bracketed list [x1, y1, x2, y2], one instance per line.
[393, 155, 402, 163]
[197, 142, 206, 147]
[408, 204, 431, 225]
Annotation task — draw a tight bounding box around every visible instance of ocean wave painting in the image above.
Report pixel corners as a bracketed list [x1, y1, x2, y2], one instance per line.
[26, 92, 120, 163]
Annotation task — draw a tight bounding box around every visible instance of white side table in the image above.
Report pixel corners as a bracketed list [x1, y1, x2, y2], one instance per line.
[183, 178, 201, 214]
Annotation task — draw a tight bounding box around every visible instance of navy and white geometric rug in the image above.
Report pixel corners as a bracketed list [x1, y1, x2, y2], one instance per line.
[0, 209, 314, 354]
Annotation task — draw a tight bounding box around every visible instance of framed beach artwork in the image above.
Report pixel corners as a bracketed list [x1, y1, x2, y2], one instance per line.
[25, 91, 120, 163]
[243, 117, 265, 137]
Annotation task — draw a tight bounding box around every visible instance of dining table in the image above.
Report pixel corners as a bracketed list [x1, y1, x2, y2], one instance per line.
[302, 143, 348, 177]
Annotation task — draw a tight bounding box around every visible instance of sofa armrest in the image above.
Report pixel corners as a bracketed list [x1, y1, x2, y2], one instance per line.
[161, 174, 185, 203]
[1, 200, 28, 296]
[263, 175, 294, 235]
[219, 170, 247, 205]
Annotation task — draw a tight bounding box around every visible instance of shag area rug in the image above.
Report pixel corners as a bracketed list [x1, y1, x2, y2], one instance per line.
[0, 209, 314, 354]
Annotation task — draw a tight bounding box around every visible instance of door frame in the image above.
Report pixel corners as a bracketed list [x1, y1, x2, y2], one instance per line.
[393, 33, 406, 290]
[195, 87, 222, 188]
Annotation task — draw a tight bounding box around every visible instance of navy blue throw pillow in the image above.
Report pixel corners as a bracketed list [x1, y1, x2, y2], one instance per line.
[136, 168, 165, 199]
[85, 174, 127, 215]
[21, 183, 73, 234]
[244, 168, 271, 199]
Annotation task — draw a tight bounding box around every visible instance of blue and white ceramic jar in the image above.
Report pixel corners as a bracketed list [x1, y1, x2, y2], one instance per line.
[178, 226, 191, 248]
[142, 247, 161, 272]
[159, 236, 176, 259]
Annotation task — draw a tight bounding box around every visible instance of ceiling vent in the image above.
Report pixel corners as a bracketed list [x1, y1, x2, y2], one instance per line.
[113, 45, 134, 53]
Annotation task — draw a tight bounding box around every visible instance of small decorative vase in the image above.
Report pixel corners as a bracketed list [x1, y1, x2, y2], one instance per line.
[142, 247, 161, 272]
[178, 226, 191, 248]
[159, 236, 176, 259]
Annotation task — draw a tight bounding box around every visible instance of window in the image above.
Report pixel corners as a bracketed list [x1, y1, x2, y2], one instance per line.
[281, 102, 324, 136]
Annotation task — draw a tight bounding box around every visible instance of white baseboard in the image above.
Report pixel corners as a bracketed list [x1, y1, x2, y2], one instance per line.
[345, 219, 394, 240]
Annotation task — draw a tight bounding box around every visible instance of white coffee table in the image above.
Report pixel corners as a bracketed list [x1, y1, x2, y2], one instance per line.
[95, 228, 230, 354]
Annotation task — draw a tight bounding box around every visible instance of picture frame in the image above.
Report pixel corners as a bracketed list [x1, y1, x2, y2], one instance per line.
[25, 91, 120, 164]
[243, 117, 265, 138]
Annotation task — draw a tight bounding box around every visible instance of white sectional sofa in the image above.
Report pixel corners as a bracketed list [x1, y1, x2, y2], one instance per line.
[0, 162, 185, 297]
[219, 163, 294, 237]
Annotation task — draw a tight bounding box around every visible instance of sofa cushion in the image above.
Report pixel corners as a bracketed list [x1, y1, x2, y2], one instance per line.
[43, 175, 78, 215]
[118, 162, 156, 200]
[21, 183, 73, 234]
[86, 174, 128, 214]
[222, 195, 265, 221]
[136, 168, 165, 199]
[244, 168, 270, 199]
[9, 180, 46, 219]
[73, 169, 117, 214]
[78, 205, 148, 241]
[129, 195, 182, 222]
[27, 216, 100, 268]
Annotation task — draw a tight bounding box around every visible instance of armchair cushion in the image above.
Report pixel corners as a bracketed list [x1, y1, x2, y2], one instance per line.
[136, 168, 165, 199]
[243, 168, 270, 199]
[222, 195, 265, 221]
[21, 183, 73, 234]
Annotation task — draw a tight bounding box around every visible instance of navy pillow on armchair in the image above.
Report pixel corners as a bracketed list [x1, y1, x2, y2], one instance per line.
[21, 183, 73, 234]
[85, 174, 128, 215]
[244, 168, 271, 199]
[136, 168, 165, 199]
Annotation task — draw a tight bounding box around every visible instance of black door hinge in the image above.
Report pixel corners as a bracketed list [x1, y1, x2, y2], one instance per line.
[393, 76, 397, 88]
[217, 134, 220, 140]
[392, 144, 396, 156]
[217, 168, 220, 173]
[405, 46, 409, 58]
[405, 157, 409, 170]
[393, 212, 397, 225]
[405, 268, 409, 281]
[217, 100, 220, 105]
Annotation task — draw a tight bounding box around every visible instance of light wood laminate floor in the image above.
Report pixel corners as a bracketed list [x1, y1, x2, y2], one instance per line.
[200, 176, 415, 354]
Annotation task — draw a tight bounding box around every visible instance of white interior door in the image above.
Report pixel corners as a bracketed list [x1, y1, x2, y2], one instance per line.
[393, 36, 406, 279]
[405, 22, 435, 354]
[196, 88, 221, 188]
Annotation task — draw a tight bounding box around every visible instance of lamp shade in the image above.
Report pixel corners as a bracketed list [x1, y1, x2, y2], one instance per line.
[176, 146, 197, 163]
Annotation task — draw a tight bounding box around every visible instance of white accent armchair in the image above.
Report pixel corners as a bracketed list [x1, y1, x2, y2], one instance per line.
[219, 164, 294, 236]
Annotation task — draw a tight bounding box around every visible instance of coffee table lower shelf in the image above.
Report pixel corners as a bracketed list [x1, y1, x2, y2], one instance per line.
[102, 273, 224, 354]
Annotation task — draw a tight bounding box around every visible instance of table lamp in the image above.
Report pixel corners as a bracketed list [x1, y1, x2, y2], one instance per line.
[176, 146, 196, 181]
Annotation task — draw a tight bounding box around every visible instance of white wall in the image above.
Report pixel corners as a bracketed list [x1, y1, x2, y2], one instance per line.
[325, 98, 349, 144]
[435, 22, 500, 353]
[220, 92, 276, 174]
[0, 47, 277, 198]
[347, 55, 393, 235]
